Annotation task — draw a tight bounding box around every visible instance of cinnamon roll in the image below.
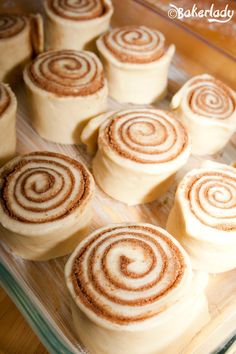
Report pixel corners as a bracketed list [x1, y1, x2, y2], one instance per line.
[65, 223, 209, 354]
[0, 83, 16, 165]
[23, 49, 108, 144]
[96, 26, 175, 104]
[81, 109, 191, 205]
[171, 74, 236, 155]
[0, 13, 44, 83]
[0, 151, 94, 260]
[167, 161, 236, 273]
[43, 0, 113, 51]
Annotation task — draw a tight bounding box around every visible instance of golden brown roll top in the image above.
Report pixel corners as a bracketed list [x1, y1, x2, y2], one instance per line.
[98, 109, 190, 165]
[101, 25, 165, 64]
[0, 151, 93, 224]
[66, 223, 192, 327]
[26, 49, 105, 96]
[45, 0, 107, 20]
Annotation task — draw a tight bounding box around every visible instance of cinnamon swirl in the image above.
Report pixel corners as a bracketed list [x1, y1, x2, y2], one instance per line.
[171, 74, 236, 155]
[0, 83, 16, 165]
[0, 13, 44, 82]
[43, 0, 113, 51]
[81, 109, 191, 205]
[23, 49, 108, 144]
[0, 151, 94, 260]
[96, 26, 175, 104]
[65, 223, 209, 354]
[167, 161, 236, 273]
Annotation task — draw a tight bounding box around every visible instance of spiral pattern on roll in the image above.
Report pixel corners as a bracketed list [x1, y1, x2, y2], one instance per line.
[0, 152, 92, 223]
[71, 224, 187, 324]
[0, 84, 10, 116]
[27, 50, 105, 96]
[187, 76, 235, 119]
[184, 167, 236, 231]
[103, 26, 165, 63]
[0, 14, 27, 39]
[100, 110, 189, 164]
[46, 0, 105, 20]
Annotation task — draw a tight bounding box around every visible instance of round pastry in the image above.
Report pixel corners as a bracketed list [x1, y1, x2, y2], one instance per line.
[0, 151, 94, 261]
[171, 74, 236, 155]
[65, 223, 209, 354]
[81, 109, 191, 205]
[43, 0, 113, 51]
[167, 161, 236, 273]
[96, 25, 175, 104]
[0, 83, 17, 165]
[23, 49, 108, 144]
[0, 13, 44, 82]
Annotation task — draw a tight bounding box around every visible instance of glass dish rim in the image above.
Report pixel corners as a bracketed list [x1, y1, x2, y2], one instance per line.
[0, 260, 236, 354]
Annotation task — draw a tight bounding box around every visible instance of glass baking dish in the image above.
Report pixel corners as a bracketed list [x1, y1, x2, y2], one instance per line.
[0, 0, 236, 353]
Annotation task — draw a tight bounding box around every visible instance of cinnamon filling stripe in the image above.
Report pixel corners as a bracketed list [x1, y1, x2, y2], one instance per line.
[71, 225, 186, 324]
[27, 50, 105, 96]
[47, 0, 105, 20]
[185, 171, 236, 231]
[0, 14, 27, 39]
[187, 78, 235, 119]
[0, 152, 91, 223]
[102, 110, 188, 164]
[0, 84, 11, 116]
[103, 26, 165, 63]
